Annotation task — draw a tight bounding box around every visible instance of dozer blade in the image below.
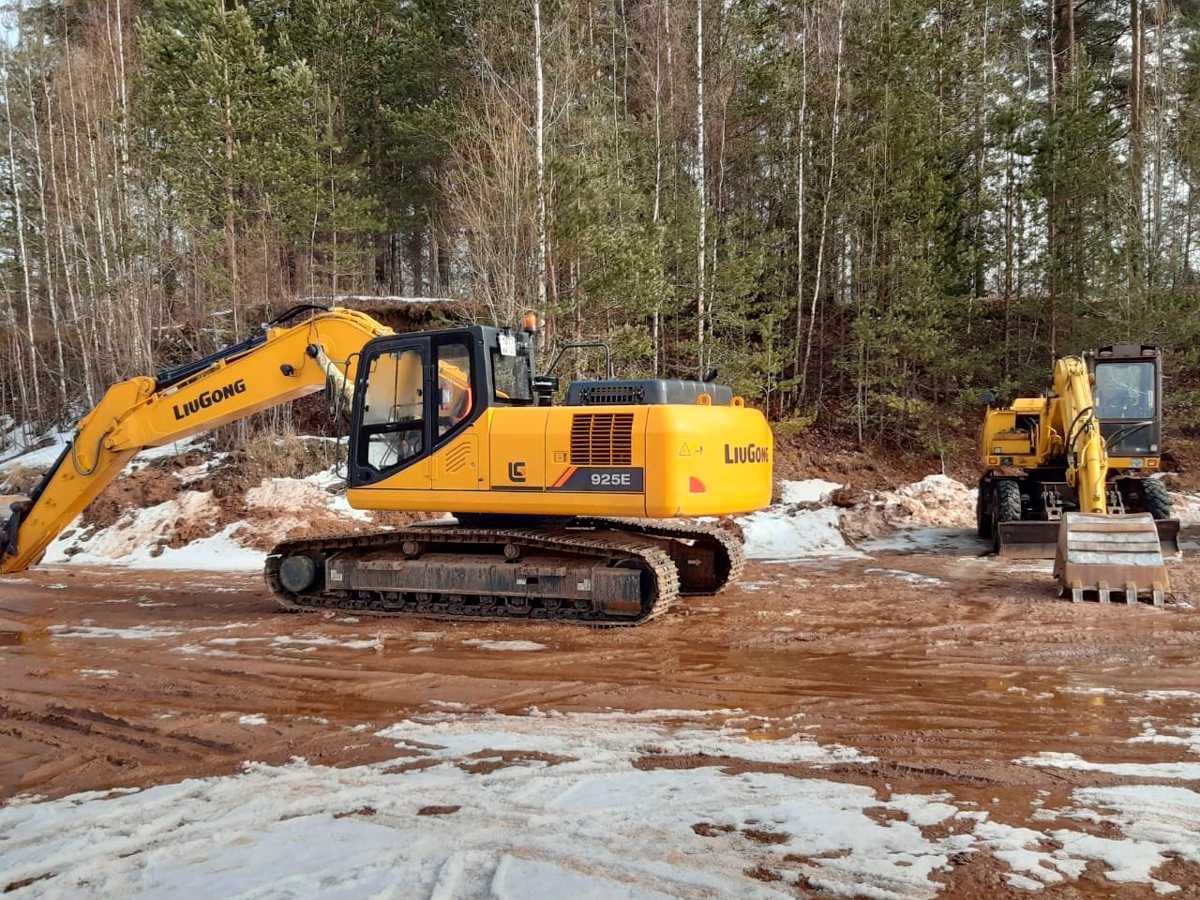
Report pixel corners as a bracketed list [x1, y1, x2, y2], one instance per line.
[1053, 512, 1169, 606]
[998, 517, 1180, 560]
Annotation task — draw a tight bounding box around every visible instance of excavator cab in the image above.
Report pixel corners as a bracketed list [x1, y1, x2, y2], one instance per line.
[1087, 345, 1163, 467]
[348, 325, 531, 487]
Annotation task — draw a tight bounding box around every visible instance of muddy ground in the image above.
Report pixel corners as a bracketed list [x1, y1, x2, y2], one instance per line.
[1, 532, 1199, 898]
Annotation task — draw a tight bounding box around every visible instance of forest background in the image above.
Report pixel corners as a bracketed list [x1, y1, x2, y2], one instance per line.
[2, 0, 1200, 457]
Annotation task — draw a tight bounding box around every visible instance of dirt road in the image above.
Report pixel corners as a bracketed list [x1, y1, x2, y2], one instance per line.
[1, 532, 1198, 897]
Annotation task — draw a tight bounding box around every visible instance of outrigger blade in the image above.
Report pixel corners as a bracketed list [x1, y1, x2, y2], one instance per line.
[1054, 512, 1169, 606]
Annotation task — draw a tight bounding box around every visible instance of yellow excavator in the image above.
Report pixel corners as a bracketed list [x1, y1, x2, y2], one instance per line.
[977, 344, 1178, 605]
[1, 305, 773, 625]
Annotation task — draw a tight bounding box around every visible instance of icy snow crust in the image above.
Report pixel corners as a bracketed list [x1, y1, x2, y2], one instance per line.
[742, 475, 985, 559]
[4, 708, 1199, 899]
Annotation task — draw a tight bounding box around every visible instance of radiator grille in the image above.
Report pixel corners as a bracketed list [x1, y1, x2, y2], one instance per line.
[570, 413, 634, 466]
[575, 385, 644, 405]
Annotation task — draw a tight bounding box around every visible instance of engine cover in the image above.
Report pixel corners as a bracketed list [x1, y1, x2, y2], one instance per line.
[565, 379, 735, 406]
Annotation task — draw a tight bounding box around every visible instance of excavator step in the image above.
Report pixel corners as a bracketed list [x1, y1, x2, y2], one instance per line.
[997, 517, 1179, 560]
[1053, 512, 1169, 606]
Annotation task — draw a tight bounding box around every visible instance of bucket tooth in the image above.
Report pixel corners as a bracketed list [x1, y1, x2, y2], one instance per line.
[1054, 512, 1169, 605]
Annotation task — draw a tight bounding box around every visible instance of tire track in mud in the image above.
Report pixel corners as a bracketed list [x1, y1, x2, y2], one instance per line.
[0, 548, 1197, 807]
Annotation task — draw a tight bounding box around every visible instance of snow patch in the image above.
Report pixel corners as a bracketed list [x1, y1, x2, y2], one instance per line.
[42, 493, 264, 572]
[864, 568, 944, 586]
[1017, 751, 1200, 781]
[780, 478, 843, 505]
[0, 711, 948, 900]
[740, 507, 847, 558]
[460, 639, 547, 652]
[2, 709, 1197, 897]
[877, 475, 977, 529]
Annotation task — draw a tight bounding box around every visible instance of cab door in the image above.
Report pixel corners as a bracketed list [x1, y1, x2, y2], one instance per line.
[429, 333, 483, 491]
[350, 337, 432, 489]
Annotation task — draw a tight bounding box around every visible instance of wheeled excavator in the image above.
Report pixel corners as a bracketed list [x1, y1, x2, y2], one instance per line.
[1, 305, 773, 625]
[976, 344, 1178, 604]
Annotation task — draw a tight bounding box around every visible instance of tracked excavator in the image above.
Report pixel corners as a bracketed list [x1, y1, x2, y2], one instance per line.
[976, 344, 1179, 604]
[1, 305, 773, 625]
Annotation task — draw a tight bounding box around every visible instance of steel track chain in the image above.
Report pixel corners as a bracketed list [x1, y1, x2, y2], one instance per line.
[265, 525, 680, 627]
[571, 517, 745, 594]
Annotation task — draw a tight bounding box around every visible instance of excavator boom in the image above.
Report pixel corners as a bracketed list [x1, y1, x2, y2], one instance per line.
[2, 306, 392, 573]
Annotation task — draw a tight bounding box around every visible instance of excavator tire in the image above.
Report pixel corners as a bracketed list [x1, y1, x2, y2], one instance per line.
[994, 480, 1023, 523]
[975, 477, 992, 540]
[1143, 478, 1172, 521]
[991, 480, 1022, 552]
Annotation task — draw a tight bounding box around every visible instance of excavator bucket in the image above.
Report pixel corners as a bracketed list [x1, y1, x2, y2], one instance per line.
[998, 517, 1180, 559]
[1054, 512, 1169, 606]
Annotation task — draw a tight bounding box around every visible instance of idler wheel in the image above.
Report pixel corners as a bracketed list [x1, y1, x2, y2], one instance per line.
[279, 554, 318, 593]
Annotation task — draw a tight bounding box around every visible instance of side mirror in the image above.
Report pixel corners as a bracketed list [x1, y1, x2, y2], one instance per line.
[979, 390, 996, 404]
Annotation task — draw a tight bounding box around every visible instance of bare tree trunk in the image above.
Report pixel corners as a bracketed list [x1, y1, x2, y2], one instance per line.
[223, 61, 239, 332]
[1129, 0, 1143, 290]
[51, 41, 94, 406]
[64, 33, 103, 393]
[794, 7, 807, 393]
[26, 26, 70, 414]
[652, 1, 664, 375]
[1150, 1, 1165, 279]
[1003, 142, 1014, 379]
[534, 0, 548, 312]
[801, 0, 845, 400]
[2, 45, 41, 419]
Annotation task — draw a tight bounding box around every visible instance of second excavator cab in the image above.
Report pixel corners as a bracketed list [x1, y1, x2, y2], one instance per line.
[1087, 345, 1163, 467]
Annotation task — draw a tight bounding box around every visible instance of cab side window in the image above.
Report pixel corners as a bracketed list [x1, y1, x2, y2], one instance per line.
[435, 341, 474, 438]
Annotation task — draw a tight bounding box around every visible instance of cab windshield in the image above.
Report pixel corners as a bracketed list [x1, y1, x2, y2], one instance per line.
[1094, 361, 1156, 420]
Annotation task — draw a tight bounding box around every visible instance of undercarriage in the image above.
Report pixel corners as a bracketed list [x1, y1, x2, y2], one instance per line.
[265, 516, 743, 626]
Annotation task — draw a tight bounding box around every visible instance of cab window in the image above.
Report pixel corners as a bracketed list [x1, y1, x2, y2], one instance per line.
[359, 346, 424, 473]
[491, 346, 534, 405]
[436, 341, 474, 437]
[1095, 361, 1155, 420]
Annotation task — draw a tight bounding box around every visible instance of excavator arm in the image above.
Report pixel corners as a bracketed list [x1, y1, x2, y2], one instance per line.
[1049, 356, 1169, 604]
[1052, 356, 1108, 514]
[1, 306, 391, 573]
